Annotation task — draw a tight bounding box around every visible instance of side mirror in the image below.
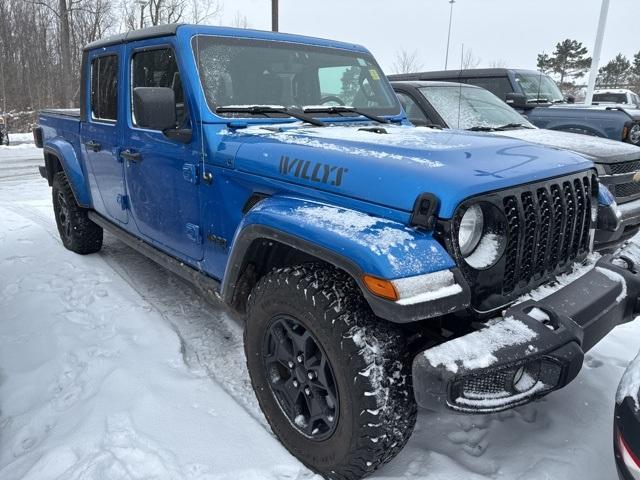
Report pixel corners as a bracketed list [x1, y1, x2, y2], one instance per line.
[133, 87, 177, 131]
[505, 92, 529, 109]
[566, 95, 576, 104]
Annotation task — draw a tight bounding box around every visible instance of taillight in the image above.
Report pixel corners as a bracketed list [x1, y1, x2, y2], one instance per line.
[617, 427, 640, 480]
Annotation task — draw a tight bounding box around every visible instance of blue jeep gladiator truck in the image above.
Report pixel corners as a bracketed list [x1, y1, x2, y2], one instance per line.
[34, 24, 640, 479]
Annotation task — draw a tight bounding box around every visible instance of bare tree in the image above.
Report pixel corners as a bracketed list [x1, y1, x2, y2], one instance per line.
[490, 58, 508, 68]
[392, 49, 423, 74]
[461, 48, 481, 70]
[231, 11, 249, 28]
[191, 0, 222, 24]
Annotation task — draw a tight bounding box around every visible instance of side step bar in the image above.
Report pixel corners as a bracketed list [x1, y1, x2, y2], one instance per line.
[88, 211, 221, 299]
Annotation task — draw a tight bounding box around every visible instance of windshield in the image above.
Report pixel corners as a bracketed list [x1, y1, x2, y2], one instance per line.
[514, 72, 564, 103]
[593, 93, 628, 104]
[191, 35, 400, 118]
[419, 85, 533, 130]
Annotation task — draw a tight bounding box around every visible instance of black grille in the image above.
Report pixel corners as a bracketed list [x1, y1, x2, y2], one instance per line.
[613, 182, 640, 199]
[447, 171, 597, 313]
[609, 160, 640, 175]
[501, 175, 592, 295]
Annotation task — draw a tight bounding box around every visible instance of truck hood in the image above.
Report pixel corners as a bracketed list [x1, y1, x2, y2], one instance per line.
[225, 124, 593, 218]
[491, 128, 640, 164]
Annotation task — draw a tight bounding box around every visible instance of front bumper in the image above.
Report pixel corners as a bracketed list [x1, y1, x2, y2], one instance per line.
[596, 198, 640, 251]
[413, 254, 640, 413]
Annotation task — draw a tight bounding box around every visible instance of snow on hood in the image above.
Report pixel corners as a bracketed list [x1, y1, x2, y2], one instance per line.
[494, 128, 640, 163]
[223, 123, 594, 218]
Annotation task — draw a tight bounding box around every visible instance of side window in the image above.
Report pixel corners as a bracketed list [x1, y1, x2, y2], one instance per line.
[396, 91, 430, 125]
[466, 77, 513, 100]
[131, 48, 186, 128]
[91, 55, 118, 121]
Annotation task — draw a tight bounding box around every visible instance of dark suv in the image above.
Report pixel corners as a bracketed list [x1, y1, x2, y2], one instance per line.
[389, 68, 640, 147]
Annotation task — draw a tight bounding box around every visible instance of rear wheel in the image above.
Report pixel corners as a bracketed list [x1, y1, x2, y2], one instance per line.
[52, 171, 103, 254]
[245, 264, 417, 479]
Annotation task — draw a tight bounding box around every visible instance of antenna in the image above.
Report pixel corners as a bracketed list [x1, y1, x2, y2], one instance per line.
[537, 68, 543, 103]
[456, 43, 464, 129]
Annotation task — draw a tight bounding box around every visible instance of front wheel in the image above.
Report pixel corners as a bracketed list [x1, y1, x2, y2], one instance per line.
[245, 264, 417, 479]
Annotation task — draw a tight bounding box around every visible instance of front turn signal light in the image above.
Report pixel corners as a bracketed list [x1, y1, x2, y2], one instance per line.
[363, 275, 399, 301]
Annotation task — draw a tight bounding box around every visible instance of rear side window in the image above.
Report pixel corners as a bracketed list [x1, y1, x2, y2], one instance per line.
[91, 55, 118, 121]
[131, 48, 186, 127]
[464, 77, 513, 100]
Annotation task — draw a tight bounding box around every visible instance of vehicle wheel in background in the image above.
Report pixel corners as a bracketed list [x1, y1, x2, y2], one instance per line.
[52, 171, 103, 254]
[245, 264, 417, 480]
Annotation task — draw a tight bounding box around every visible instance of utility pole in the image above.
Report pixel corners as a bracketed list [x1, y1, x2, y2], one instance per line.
[585, 0, 610, 105]
[444, 0, 455, 70]
[271, 0, 279, 32]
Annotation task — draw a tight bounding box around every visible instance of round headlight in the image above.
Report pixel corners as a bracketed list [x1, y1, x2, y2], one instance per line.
[629, 124, 640, 145]
[458, 204, 484, 256]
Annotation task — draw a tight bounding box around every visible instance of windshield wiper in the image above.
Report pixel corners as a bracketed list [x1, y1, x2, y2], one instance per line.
[467, 125, 497, 131]
[302, 106, 399, 124]
[494, 123, 534, 130]
[216, 105, 326, 127]
[467, 123, 533, 132]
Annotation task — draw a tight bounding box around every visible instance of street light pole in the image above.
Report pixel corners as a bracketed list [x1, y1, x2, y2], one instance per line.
[585, 0, 610, 105]
[272, 0, 279, 32]
[444, 0, 455, 70]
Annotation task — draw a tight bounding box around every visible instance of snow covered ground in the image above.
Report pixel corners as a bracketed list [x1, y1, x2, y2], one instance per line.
[1, 141, 639, 479]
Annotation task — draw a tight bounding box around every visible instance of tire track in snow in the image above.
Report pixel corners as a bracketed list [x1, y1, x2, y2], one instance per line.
[94, 237, 269, 428]
[3, 195, 270, 431]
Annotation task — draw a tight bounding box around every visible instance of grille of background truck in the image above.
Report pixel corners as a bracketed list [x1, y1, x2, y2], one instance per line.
[602, 160, 640, 204]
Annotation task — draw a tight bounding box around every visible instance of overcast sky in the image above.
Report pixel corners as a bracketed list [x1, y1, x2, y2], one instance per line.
[217, 0, 640, 75]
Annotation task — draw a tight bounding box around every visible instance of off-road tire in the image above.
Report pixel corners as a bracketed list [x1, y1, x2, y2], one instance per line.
[52, 171, 103, 254]
[245, 264, 417, 480]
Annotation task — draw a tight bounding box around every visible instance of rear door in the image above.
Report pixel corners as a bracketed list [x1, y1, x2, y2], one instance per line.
[121, 40, 203, 261]
[82, 47, 128, 224]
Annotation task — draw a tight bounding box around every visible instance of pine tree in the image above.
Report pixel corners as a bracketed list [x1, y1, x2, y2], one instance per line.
[550, 39, 592, 90]
[536, 53, 553, 74]
[630, 51, 640, 92]
[597, 54, 631, 88]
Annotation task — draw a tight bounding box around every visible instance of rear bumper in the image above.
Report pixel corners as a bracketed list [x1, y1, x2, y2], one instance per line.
[413, 254, 640, 413]
[595, 198, 640, 251]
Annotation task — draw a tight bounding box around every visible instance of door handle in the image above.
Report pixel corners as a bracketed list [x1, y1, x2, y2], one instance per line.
[84, 140, 101, 152]
[120, 149, 142, 162]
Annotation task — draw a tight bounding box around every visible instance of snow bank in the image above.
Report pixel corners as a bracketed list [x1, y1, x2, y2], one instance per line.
[7, 132, 34, 144]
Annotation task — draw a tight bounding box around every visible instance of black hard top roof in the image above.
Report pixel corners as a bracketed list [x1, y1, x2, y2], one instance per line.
[83, 24, 181, 51]
[390, 80, 474, 88]
[388, 68, 540, 81]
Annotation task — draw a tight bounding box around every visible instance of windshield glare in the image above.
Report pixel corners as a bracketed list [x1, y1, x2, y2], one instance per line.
[515, 73, 564, 103]
[419, 86, 533, 130]
[192, 35, 400, 118]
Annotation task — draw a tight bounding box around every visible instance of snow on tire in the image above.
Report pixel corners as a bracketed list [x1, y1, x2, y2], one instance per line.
[245, 264, 417, 480]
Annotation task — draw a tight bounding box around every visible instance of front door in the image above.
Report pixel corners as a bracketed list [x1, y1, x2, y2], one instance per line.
[83, 47, 128, 224]
[122, 42, 203, 261]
